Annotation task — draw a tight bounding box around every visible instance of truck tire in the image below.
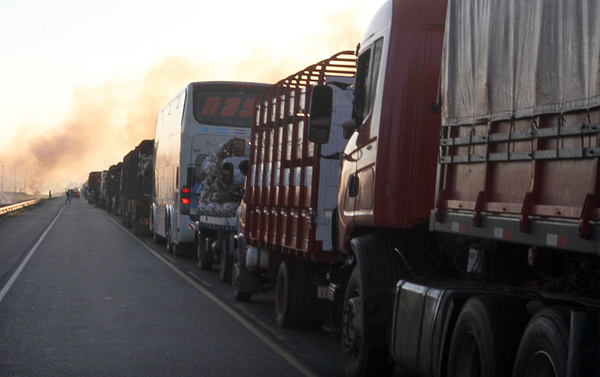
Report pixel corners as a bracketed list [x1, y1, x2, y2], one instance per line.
[197, 234, 213, 270]
[132, 208, 142, 236]
[232, 253, 252, 302]
[512, 307, 570, 377]
[219, 241, 233, 285]
[447, 296, 528, 377]
[275, 261, 322, 329]
[342, 267, 395, 377]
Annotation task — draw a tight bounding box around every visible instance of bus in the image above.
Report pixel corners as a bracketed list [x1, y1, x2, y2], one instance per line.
[151, 81, 270, 255]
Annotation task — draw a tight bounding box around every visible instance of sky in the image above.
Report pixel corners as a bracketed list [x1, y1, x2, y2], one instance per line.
[0, 0, 387, 196]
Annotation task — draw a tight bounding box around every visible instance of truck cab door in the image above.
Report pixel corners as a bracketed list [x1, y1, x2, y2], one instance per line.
[339, 38, 384, 247]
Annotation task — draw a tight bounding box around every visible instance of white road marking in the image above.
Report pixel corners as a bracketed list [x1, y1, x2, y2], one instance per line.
[103, 212, 316, 377]
[0, 205, 65, 304]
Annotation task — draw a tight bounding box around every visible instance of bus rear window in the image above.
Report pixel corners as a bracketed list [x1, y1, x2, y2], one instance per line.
[193, 84, 265, 127]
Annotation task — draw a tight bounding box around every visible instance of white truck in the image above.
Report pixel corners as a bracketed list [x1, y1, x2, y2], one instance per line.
[190, 137, 250, 283]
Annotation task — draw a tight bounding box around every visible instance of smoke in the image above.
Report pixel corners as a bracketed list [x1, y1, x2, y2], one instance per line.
[0, 6, 365, 197]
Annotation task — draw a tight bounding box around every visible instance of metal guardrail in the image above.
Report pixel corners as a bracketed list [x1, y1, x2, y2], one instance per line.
[0, 199, 40, 216]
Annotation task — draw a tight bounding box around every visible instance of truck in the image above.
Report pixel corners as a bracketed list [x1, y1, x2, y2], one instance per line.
[189, 137, 251, 284]
[104, 163, 122, 214]
[304, 0, 600, 376]
[152, 81, 269, 256]
[233, 51, 356, 327]
[86, 171, 102, 205]
[120, 139, 154, 236]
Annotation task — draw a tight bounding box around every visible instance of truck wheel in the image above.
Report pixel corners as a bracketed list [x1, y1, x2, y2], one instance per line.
[447, 296, 529, 377]
[276, 261, 298, 328]
[232, 254, 252, 302]
[132, 209, 142, 236]
[342, 267, 395, 377]
[197, 235, 213, 270]
[276, 261, 323, 329]
[512, 307, 570, 377]
[219, 241, 233, 285]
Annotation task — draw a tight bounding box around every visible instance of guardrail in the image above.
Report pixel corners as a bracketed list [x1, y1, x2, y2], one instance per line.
[0, 199, 40, 216]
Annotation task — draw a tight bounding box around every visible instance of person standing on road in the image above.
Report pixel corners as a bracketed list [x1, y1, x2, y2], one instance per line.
[66, 189, 72, 205]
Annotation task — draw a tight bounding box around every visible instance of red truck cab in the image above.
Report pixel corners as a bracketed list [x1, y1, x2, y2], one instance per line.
[338, 0, 446, 252]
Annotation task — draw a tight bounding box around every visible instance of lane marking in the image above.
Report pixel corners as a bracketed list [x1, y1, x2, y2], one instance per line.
[0, 205, 66, 304]
[102, 212, 316, 377]
[185, 271, 213, 288]
[233, 303, 288, 343]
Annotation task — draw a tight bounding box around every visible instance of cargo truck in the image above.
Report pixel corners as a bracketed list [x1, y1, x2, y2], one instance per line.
[104, 163, 122, 214]
[97, 170, 108, 208]
[120, 139, 154, 236]
[152, 81, 269, 255]
[189, 137, 252, 284]
[305, 0, 600, 376]
[86, 171, 102, 205]
[233, 51, 356, 327]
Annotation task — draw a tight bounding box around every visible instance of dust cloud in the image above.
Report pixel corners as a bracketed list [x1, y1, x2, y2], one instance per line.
[0, 6, 365, 200]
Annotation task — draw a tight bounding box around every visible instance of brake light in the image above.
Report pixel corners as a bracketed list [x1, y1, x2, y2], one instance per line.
[181, 186, 191, 214]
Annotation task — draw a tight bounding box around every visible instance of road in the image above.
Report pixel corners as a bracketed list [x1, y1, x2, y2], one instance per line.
[0, 196, 344, 377]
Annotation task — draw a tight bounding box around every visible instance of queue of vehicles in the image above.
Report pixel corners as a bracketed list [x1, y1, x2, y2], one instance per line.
[85, 140, 154, 236]
[82, 0, 600, 375]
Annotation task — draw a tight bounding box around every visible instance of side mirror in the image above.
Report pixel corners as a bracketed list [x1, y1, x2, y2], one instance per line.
[222, 162, 234, 184]
[308, 85, 334, 144]
[238, 160, 249, 177]
[342, 119, 359, 140]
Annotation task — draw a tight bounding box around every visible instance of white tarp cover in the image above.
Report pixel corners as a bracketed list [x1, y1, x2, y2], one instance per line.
[441, 0, 600, 126]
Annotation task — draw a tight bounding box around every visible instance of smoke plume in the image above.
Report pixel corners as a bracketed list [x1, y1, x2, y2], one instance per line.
[0, 6, 365, 198]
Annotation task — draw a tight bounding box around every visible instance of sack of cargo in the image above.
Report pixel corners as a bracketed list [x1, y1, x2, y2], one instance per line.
[197, 137, 248, 217]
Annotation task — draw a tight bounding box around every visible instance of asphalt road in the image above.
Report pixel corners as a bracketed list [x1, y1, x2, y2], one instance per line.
[0, 196, 344, 377]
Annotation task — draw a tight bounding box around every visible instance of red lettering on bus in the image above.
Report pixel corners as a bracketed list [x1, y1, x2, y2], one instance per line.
[221, 98, 241, 117]
[240, 99, 254, 117]
[203, 97, 221, 115]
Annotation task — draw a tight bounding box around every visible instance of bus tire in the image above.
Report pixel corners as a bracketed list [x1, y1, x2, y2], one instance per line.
[512, 307, 570, 377]
[166, 221, 174, 254]
[447, 296, 528, 377]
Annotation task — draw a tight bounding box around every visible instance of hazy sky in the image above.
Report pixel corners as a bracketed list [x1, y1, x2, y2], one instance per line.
[0, 0, 386, 193]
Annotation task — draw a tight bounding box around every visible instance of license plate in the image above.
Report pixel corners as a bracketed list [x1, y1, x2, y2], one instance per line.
[317, 286, 334, 301]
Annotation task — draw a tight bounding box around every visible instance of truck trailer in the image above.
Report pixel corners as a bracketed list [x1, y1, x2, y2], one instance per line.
[234, 51, 356, 327]
[306, 0, 600, 376]
[120, 139, 154, 236]
[86, 171, 102, 205]
[104, 163, 122, 214]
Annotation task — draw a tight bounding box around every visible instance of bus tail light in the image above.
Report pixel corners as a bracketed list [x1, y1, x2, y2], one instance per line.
[181, 186, 191, 214]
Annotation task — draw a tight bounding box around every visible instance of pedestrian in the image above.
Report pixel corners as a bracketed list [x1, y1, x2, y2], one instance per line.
[49, 190, 52, 199]
[66, 189, 72, 205]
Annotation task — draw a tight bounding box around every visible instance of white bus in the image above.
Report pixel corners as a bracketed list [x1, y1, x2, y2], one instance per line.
[152, 81, 270, 254]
